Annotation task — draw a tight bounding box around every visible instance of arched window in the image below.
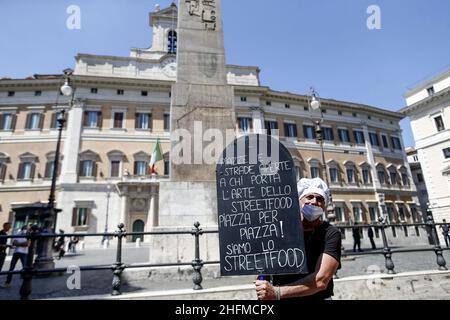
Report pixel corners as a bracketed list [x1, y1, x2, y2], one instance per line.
[344, 161, 357, 185]
[0, 153, 9, 183]
[359, 162, 372, 185]
[376, 163, 386, 185]
[398, 166, 410, 187]
[107, 150, 126, 178]
[44, 152, 62, 179]
[168, 30, 177, 54]
[79, 150, 99, 178]
[18, 153, 37, 181]
[327, 160, 339, 184]
[387, 164, 398, 185]
[133, 151, 150, 176]
[308, 159, 321, 179]
[293, 158, 303, 181]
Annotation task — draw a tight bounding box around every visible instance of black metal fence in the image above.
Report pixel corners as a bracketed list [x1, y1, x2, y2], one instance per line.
[0, 217, 448, 300]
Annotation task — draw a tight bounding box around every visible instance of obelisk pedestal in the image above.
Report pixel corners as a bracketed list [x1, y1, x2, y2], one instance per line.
[150, 0, 235, 264]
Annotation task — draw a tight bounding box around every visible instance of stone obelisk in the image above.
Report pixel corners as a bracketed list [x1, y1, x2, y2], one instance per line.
[158, 0, 236, 228]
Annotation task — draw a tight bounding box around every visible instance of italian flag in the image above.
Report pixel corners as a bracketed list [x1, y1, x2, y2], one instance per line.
[150, 139, 163, 174]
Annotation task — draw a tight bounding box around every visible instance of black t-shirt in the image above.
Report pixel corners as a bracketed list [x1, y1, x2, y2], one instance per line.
[272, 222, 342, 300]
[442, 224, 449, 234]
[0, 230, 7, 252]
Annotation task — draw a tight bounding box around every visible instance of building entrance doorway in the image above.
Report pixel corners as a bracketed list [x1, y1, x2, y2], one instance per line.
[132, 219, 145, 243]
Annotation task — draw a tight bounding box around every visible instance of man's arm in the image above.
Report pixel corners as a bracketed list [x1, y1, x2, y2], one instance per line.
[13, 239, 30, 247]
[255, 253, 339, 300]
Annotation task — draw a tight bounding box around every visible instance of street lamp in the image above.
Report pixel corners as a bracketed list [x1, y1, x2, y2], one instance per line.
[102, 183, 112, 247]
[309, 87, 336, 224]
[34, 68, 74, 270]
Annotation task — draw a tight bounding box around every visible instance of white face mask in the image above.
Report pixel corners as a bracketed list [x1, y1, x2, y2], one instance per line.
[302, 205, 324, 222]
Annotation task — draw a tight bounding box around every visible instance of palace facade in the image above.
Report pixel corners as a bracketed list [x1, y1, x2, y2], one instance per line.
[0, 4, 425, 246]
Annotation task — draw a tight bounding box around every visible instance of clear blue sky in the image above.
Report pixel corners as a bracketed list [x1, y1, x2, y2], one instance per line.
[1, 0, 449, 147]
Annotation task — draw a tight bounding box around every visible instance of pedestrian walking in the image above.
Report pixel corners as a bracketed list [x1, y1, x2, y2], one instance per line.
[352, 222, 362, 252]
[367, 226, 376, 250]
[440, 220, 450, 248]
[2, 225, 30, 288]
[0, 222, 12, 272]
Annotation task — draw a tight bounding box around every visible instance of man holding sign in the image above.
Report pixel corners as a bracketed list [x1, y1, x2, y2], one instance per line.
[255, 178, 342, 301]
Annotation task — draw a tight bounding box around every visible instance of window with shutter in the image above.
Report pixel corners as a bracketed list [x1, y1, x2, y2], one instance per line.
[0, 164, 6, 182]
[134, 161, 146, 176]
[164, 114, 170, 131]
[45, 162, 52, 178]
[286, 124, 298, 138]
[92, 162, 98, 178]
[72, 208, 77, 226]
[17, 163, 24, 180]
[303, 125, 315, 139]
[83, 111, 89, 127]
[51, 113, 57, 129]
[38, 113, 44, 129]
[164, 160, 170, 176]
[79, 161, 85, 177]
[111, 161, 120, 177]
[113, 113, 124, 129]
[97, 112, 103, 128]
[25, 114, 31, 129]
[323, 127, 334, 141]
[73, 208, 90, 227]
[30, 163, 35, 180]
[11, 114, 17, 131]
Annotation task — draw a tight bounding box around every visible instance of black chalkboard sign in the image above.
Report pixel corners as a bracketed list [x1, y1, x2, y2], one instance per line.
[216, 134, 307, 277]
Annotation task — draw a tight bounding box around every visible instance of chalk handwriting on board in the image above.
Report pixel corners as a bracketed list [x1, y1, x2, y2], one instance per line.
[217, 134, 308, 276]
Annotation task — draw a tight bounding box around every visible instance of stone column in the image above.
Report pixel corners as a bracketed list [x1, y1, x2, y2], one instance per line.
[61, 100, 84, 184]
[120, 186, 128, 228]
[362, 123, 384, 219]
[147, 185, 159, 229]
[251, 107, 264, 134]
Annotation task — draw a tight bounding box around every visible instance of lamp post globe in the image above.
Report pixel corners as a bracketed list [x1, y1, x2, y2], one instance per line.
[61, 81, 73, 97]
[310, 96, 321, 111]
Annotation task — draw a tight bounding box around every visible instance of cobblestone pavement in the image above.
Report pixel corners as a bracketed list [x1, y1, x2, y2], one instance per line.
[0, 244, 449, 300]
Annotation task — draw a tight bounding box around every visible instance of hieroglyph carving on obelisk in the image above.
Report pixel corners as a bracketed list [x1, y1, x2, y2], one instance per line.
[185, 0, 217, 30]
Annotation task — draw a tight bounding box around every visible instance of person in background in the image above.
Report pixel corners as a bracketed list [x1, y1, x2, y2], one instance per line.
[440, 220, 450, 248]
[54, 230, 66, 260]
[0, 222, 12, 272]
[68, 236, 79, 254]
[2, 225, 30, 288]
[352, 222, 362, 252]
[367, 226, 376, 250]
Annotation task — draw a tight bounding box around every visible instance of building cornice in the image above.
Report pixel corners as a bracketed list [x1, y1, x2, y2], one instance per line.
[403, 68, 450, 99]
[234, 86, 404, 120]
[75, 52, 177, 65]
[1, 76, 404, 121]
[399, 87, 450, 115]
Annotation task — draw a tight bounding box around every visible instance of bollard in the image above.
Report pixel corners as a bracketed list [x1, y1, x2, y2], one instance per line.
[112, 223, 126, 296]
[79, 241, 85, 251]
[103, 239, 109, 249]
[379, 217, 395, 274]
[136, 238, 141, 248]
[19, 225, 39, 300]
[191, 222, 204, 290]
[428, 216, 448, 271]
